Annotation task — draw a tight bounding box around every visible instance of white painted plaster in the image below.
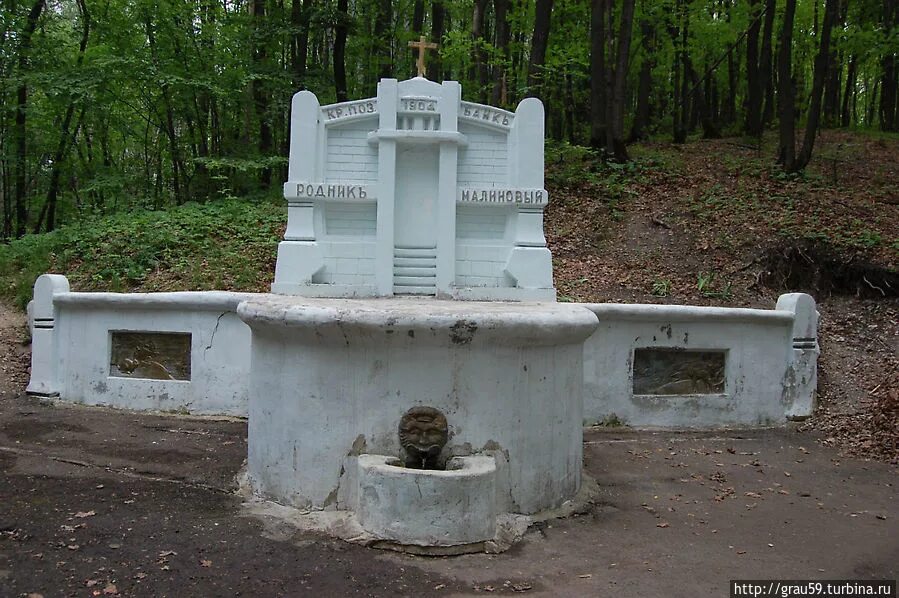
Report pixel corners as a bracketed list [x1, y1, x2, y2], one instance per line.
[273, 77, 554, 299]
[238, 296, 598, 514]
[27, 274, 70, 396]
[776, 293, 820, 419]
[356, 454, 497, 546]
[581, 295, 818, 428]
[27, 281, 254, 416]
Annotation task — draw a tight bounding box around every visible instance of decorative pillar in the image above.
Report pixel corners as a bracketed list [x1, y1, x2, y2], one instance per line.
[436, 80, 460, 296]
[27, 274, 70, 397]
[776, 293, 819, 420]
[375, 79, 399, 296]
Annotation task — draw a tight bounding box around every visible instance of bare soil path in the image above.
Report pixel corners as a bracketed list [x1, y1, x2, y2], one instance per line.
[0, 301, 895, 597]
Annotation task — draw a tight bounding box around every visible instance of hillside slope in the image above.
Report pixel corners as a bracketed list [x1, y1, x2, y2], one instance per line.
[546, 130, 897, 461]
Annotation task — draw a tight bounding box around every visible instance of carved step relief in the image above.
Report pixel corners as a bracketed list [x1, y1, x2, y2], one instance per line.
[110, 332, 192, 381]
[632, 348, 726, 396]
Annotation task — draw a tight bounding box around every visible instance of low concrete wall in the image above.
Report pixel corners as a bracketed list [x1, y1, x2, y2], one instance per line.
[28, 275, 253, 416]
[581, 295, 818, 428]
[27, 275, 818, 429]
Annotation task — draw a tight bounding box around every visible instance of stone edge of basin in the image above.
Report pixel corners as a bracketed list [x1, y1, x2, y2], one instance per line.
[356, 454, 498, 550]
[236, 296, 599, 344]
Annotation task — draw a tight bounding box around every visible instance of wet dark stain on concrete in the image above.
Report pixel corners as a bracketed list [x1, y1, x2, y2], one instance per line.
[449, 320, 478, 345]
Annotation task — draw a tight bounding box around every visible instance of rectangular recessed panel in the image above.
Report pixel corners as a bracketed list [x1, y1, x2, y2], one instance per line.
[110, 332, 191, 381]
[633, 349, 725, 395]
[324, 203, 377, 236]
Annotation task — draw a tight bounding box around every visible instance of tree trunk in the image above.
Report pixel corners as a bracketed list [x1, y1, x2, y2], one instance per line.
[589, 0, 607, 148]
[671, 1, 686, 143]
[793, 0, 838, 171]
[777, 0, 797, 167]
[250, 0, 272, 189]
[881, 0, 897, 131]
[41, 0, 90, 233]
[491, 0, 510, 105]
[13, 0, 46, 237]
[688, 59, 721, 139]
[334, 0, 349, 101]
[759, 0, 776, 127]
[291, 0, 313, 90]
[841, 54, 857, 127]
[145, 15, 184, 203]
[471, 0, 490, 101]
[427, 1, 445, 80]
[724, 47, 737, 125]
[745, 0, 763, 136]
[629, 18, 654, 142]
[373, 0, 393, 81]
[412, 0, 424, 33]
[526, 0, 554, 100]
[606, 0, 636, 161]
[679, 3, 691, 137]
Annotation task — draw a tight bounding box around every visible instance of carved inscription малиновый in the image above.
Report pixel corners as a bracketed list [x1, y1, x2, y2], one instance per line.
[110, 332, 191, 381]
[632, 349, 725, 395]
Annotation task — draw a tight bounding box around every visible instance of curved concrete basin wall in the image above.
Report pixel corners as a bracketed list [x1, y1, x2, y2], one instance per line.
[581, 295, 818, 428]
[237, 296, 599, 515]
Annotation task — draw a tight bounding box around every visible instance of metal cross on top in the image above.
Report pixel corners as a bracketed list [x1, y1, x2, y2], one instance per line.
[408, 35, 438, 78]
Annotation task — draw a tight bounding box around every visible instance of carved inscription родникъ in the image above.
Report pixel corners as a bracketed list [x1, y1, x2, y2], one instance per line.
[398, 406, 449, 470]
[291, 183, 369, 200]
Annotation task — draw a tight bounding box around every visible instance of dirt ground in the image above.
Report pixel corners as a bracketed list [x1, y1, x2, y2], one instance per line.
[1, 306, 897, 597]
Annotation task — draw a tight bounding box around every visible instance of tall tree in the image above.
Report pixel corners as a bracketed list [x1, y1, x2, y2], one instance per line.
[606, 0, 637, 160]
[471, 0, 490, 100]
[881, 0, 898, 130]
[759, 0, 777, 127]
[250, 0, 272, 189]
[794, 0, 838, 167]
[427, 0, 446, 80]
[589, 0, 607, 147]
[526, 0, 554, 99]
[334, 0, 349, 101]
[491, 0, 511, 105]
[12, 0, 46, 237]
[780, 0, 839, 171]
[746, 0, 764, 136]
[777, 0, 798, 167]
[39, 0, 91, 233]
[629, 15, 655, 142]
[291, 0, 314, 90]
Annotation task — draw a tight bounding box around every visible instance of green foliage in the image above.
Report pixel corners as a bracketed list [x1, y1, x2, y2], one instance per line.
[651, 278, 671, 297]
[0, 199, 285, 309]
[696, 271, 732, 300]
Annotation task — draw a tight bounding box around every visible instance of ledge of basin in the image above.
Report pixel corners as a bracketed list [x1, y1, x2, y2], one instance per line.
[358, 454, 496, 478]
[236, 295, 598, 344]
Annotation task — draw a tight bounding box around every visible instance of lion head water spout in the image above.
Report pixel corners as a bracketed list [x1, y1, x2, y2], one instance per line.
[398, 406, 448, 470]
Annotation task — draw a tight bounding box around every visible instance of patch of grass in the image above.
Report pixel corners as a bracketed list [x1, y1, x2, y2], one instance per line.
[696, 271, 732, 300]
[0, 199, 285, 310]
[651, 278, 671, 297]
[595, 413, 626, 427]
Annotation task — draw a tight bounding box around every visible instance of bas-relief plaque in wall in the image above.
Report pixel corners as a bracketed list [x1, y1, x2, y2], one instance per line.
[110, 332, 191, 381]
[632, 348, 726, 395]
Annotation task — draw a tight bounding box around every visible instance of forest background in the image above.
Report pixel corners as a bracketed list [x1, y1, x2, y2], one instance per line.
[1, 0, 898, 237]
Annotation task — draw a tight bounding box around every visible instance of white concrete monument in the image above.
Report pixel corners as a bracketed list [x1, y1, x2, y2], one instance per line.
[24, 63, 820, 554]
[272, 76, 554, 300]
